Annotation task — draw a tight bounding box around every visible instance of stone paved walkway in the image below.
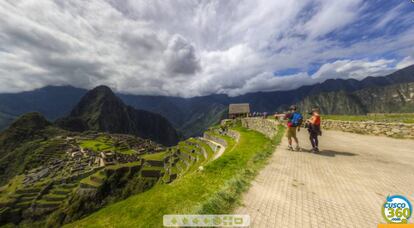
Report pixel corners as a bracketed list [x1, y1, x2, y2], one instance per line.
[235, 130, 414, 227]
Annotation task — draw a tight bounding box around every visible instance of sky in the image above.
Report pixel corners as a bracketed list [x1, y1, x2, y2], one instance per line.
[0, 0, 414, 97]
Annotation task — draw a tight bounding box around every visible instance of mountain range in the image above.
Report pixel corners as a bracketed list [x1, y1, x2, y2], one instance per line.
[0, 64, 413, 137]
[0, 86, 179, 185]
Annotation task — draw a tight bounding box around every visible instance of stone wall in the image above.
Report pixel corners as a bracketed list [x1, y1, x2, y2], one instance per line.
[241, 117, 279, 138]
[203, 132, 228, 147]
[226, 129, 240, 142]
[322, 120, 414, 139]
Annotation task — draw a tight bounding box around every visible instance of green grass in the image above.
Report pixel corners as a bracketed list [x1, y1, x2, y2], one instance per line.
[79, 137, 135, 155]
[0, 175, 24, 203]
[141, 152, 166, 160]
[80, 140, 114, 152]
[105, 161, 142, 170]
[324, 113, 414, 123]
[80, 177, 102, 188]
[66, 125, 285, 228]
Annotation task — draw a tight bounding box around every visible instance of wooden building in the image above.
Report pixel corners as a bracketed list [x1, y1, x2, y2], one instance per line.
[228, 103, 250, 119]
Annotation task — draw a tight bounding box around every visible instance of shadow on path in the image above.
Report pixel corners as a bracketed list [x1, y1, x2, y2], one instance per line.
[295, 149, 357, 157]
[317, 150, 357, 157]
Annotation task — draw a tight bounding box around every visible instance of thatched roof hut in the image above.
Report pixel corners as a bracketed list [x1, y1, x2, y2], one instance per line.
[228, 103, 250, 118]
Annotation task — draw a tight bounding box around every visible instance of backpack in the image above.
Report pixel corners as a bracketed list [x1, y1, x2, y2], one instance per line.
[290, 112, 303, 127]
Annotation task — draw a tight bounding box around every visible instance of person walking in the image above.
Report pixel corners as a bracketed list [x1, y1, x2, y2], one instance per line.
[285, 105, 303, 151]
[306, 108, 322, 153]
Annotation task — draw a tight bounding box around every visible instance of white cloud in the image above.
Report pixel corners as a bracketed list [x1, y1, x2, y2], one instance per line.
[396, 56, 414, 69]
[226, 58, 398, 96]
[164, 35, 200, 75]
[313, 59, 395, 80]
[305, 0, 363, 38]
[0, 0, 413, 96]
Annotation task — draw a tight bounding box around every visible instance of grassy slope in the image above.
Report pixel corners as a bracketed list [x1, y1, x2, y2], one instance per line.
[324, 113, 414, 123]
[79, 136, 135, 155]
[67, 125, 285, 228]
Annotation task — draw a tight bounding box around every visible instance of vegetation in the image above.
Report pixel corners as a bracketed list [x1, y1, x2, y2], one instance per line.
[56, 86, 179, 146]
[79, 136, 135, 155]
[0, 113, 69, 185]
[66, 125, 285, 228]
[140, 152, 166, 160]
[0, 175, 24, 204]
[323, 113, 414, 123]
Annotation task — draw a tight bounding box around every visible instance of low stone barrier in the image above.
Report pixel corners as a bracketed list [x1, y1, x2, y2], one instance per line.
[322, 120, 414, 139]
[226, 129, 240, 141]
[203, 132, 228, 147]
[241, 117, 279, 138]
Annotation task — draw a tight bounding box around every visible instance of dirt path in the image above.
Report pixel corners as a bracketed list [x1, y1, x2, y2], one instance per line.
[203, 139, 226, 160]
[235, 130, 414, 227]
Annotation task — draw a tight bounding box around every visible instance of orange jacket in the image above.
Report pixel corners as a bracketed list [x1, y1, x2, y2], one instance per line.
[309, 114, 321, 126]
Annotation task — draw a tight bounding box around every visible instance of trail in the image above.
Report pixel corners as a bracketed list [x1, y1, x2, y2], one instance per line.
[203, 138, 226, 160]
[235, 129, 414, 227]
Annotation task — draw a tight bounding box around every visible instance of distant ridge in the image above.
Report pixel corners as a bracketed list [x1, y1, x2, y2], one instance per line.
[1, 64, 414, 136]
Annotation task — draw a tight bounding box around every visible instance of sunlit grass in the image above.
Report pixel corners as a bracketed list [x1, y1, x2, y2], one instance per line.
[66, 125, 284, 228]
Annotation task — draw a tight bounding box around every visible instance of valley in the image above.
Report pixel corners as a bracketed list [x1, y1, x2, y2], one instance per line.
[0, 116, 223, 226]
[0, 1, 413, 227]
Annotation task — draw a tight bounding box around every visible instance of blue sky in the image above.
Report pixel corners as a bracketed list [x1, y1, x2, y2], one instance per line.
[0, 0, 413, 97]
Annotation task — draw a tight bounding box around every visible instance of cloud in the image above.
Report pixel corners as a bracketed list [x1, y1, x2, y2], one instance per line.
[226, 58, 397, 96]
[0, 0, 413, 96]
[313, 59, 395, 81]
[396, 56, 414, 69]
[304, 0, 363, 38]
[164, 35, 200, 75]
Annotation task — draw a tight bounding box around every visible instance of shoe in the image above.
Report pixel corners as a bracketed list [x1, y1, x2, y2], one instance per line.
[295, 146, 301, 151]
[288, 145, 293, 151]
[311, 147, 319, 153]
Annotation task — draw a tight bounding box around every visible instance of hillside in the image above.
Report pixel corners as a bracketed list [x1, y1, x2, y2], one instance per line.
[0, 110, 174, 225]
[65, 122, 284, 228]
[299, 82, 414, 114]
[0, 113, 66, 185]
[56, 86, 179, 146]
[0, 65, 413, 136]
[0, 113, 271, 227]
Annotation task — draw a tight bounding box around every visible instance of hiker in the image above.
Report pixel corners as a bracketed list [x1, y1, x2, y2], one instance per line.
[306, 108, 322, 153]
[285, 105, 303, 151]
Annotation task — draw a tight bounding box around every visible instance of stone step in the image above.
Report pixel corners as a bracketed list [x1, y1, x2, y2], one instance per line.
[17, 192, 38, 198]
[15, 188, 41, 194]
[42, 194, 67, 202]
[34, 201, 60, 209]
[58, 183, 78, 189]
[50, 188, 71, 195]
[14, 201, 32, 209]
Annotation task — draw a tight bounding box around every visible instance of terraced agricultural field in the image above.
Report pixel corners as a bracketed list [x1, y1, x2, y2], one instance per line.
[67, 125, 284, 227]
[79, 135, 135, 155]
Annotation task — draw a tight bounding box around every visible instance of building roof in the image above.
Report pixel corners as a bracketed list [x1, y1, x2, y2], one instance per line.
[229, 103, 250, 114]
